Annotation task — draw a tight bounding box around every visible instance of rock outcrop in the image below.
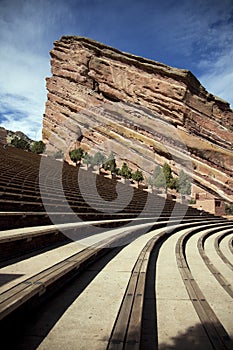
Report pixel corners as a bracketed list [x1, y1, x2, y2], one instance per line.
[43, 36, 233, 201]
[0, 126, 34, 146]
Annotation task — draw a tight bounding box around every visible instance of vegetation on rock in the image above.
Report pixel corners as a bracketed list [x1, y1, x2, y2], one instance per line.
[31, 141, 46, 154]
[93, 151, 106, 170]
[83, 152, 93, 169]
[11, 137, 30, 151]
[119, 162, 132, 179]
[69, 148, 84, 165]
[132, 169, 144, 186]
[103, 152, 117, 174]
[68, 146, 192, 197]
[178, 170, 191, 195]
[225, 203, 233, 215]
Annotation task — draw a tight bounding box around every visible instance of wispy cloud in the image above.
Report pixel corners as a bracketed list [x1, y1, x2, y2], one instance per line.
[0, 0, 53, 139]
[198, 48, 233, 108]
[0, 45, 49, 139]
[0, 0, 91, 139]
[192, 4, 233, 108]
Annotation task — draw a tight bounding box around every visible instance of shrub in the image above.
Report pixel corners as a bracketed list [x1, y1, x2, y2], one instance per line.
[103, 152, 117, 174]
[69, 148, 84, 165]
[83, 152, 93, 169]
[189, 198, 196, 205]
[119, 162, 132, 179]
[153, 166, 166, 189]
[11, 137, 30, 151]
[162, 163, 173, 188]
[93, 151, 106, 169]
[132, 169, 144, 186]
[31, 140, 46, 154]
[178, 170, 191, 195]
[225, 203, 233, 215]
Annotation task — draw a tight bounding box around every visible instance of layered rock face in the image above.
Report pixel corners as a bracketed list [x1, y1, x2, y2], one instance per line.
[43, 36, 233, 201]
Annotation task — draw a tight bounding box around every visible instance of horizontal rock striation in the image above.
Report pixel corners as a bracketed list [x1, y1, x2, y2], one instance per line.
[43, 36, 233, 201]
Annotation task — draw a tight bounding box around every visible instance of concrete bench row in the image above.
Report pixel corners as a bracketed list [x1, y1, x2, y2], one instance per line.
[1, 218, 232, 349]
[0, 216, 211, 262]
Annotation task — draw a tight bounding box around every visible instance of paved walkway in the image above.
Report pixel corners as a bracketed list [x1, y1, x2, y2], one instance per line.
[186, 228, 233, 339]
[219, 232, 233, 265]
[156, 227, 213, 350]
[0, 219, 161, 294]
[34, 228, 165, 350]
[1, 220, 232, 349]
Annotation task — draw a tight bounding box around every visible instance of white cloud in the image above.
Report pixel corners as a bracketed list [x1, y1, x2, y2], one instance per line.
[0, 0, 52, 139]
[164, 0, 233, 109]
[198, 48, 233, 108]
[0, 0, 83, 139]
[0, 45, 50, 139]
[0, 112, 42, 140]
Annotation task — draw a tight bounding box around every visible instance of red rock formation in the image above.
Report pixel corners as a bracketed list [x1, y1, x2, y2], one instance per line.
[43, 36, 233, 201]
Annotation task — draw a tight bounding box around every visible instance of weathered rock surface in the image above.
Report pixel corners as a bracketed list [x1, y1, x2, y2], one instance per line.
[43, 36, 233, 201]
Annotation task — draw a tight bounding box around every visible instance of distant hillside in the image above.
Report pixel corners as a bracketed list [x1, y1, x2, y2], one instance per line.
[0, 126, 34, 145]
[0, 127, 46, 154]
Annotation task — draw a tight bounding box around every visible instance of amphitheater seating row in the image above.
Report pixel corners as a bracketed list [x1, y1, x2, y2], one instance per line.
[1, 146, 232, 349]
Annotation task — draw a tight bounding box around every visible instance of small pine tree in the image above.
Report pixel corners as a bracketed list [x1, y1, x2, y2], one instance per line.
[119, 162, 132, 179]
[93, 151, 106, 169]
[153, 165, 162, 179]
[152, 166, 166, 189]
[147, 176, 154, 189]
[11, 137, 30, 151]
[69, 148, 84, 165]
[83, 152, 92, 169]
[103, 151, 117, 174]
[109, 160, 117, 174]
[31, 140, 46, 154]
[132, 169, 144, 186]
[162, 162, 173, 189]
[178, 170, 191, 195]
[169, 177, 178, 191]
[154, 171, 166, 189]
[225, 203, 233, 215]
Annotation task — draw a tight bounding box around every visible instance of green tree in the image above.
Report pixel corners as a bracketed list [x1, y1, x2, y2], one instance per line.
[132, 169, 144, 186]
[147, 176, 154, 190]
[152, 166, 166, 189]
[109, 162, 117, 174]
[225, 203, 233, 215]
[153, 165, 162, 179]
[69, 148, 84, 165]
[178, 170, 191, 195]
[83, 152, 93, 169]
[119, 162, 132, 179]
[154, 171, 166, 189]
[103, 152, 117, 174]
[169, 177, 178, 191]
[11, 137, 30, 151]
[162, 162, 173, 189]
[31, 140, 46, 154]
[93, 151, 106, 169]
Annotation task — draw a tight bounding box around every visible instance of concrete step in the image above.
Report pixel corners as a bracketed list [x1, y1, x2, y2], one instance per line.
[186, 228, 233, 343]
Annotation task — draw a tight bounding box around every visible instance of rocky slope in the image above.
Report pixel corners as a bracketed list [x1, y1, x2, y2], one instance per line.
[0, 126, 34, 145]
[43, 36, 233, 202]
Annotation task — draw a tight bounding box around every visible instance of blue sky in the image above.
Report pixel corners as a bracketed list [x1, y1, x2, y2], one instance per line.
[0, 0, 233, 140]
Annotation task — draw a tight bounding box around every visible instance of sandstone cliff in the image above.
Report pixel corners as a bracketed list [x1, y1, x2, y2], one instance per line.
[43, 36, 233, 202]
